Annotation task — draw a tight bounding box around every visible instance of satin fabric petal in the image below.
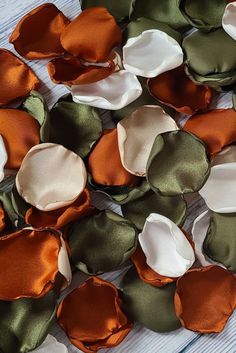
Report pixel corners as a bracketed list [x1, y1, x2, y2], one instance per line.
[223, 2, 236, 41]
[0, 229, 62, 300]
[88, 129, 139, 187]
[122, 268, 181, 332]
[9, 3, 70, 59]
[61, 7, 122, 62]
[0, 135, 8, 182]
[0, 109, 40, 170]
[147, 131, 210, 196]
[212, 146, 236, 166]
[0, 290, 58, 353]
[81, 0, 134, 20]
[174, 266, 236, 333]
[57, 277, 132, 353]
[69, 210, 137, 274]
[25, 189, 91, 230]
[33, 335, 68, 353]
[0, 49, 40, 106]
[148, 66, 212, 115]
[72, 70, 142, 110]
[199, 163, 236, 213]
[123, 30, 183, 78]
[50, 94, 102, 158]
[16, 143, 87, 211]
[0, 206, 6, 233]
[117, 106, 178, 176]
[184, 109, 236, 155]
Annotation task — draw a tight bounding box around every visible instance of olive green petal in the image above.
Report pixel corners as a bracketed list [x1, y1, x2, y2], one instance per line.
[88, 173, 134, 197]
[121, 190, 187, 230]
[0, 291, 58, 353]
[178, 0, 226, 31]
[122, 268, 181, 332]
[11, 185, 30, 220]
[131, 0, 190, 30]
[147, 131, 210, 196]
[50, 94, 102, 159]
[125, 17, 182, 43]
[204, 212, 236, 272]
[183, 29, 236, 88]
[20, 91, 50, 142]
[69, 210, 138, 275]
[0, 191, 19, 230]
[80, 0, 134, 20]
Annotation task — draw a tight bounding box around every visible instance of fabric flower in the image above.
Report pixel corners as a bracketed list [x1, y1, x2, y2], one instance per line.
[9, 3, 70, 59]
[222, 1, 236, 41]
[57, 277, 132, 353]
[16, 143, 87, 211]
[174, 266, 236, 333]
[68, 209, 137, 274]
[0, 49, 40, 106]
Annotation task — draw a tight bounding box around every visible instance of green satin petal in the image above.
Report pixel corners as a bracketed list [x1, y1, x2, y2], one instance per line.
[204, 212, 236, 272]
[125, 17, 182, 43]
[183, 29, 236, 88]
[0, 290, 58, 353]
[147, 131, 210, 196]
[11, 185, 29, 220]
[0, 192, 19, 230]
[20, 91, 50, 142]
[122, 268, 181, 332]
[178, 0, 226, 31]
[111, 179, 150, 204]
[69, 210, 138, 275]
[50, 94, 102, 159]
[131, 0, 190, 30]
[121, 190, 187, 230]
[80, 0, 134, 20]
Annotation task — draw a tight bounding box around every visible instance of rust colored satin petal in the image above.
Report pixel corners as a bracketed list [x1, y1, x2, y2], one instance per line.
[148, 66, 212, 115]
[0, 229, 61, 300]
[9, 3, 70, 59]
[25, 189, 91, 229]
[175, 266, 236, 333]
[47, 56, 115, 85]
[184, 109, 236, 154]
[57, 277, 132, 353]
[0, 109, 40, 170]
[131, 245, 175, 287]
[0, 49, 40, 106]
[0, 207, 5, 233]
[88, 129, 139, 187]
[61, 7, 122, 62]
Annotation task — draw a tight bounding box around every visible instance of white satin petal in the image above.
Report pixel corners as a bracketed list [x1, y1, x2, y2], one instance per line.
[58, 236, 72, 286]
[211, 146, 236, 166]
[117, 105, 178, 176]
[222, 2, 236, 41]
[199, 162, 236, 213]
[123, 30, 183, 78]
[72, 70, 142, 110]
[16, 143, 87, 211]
[33, 335, 68, 353]
[139, 214, 195, 277]
[192, 210, 226, 268]
[0, 135, 7, 182]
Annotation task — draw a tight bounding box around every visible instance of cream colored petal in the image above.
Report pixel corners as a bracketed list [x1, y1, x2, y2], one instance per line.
[211, 146, 236, 166]
[123, 30, 183, 78]
[117, 105, 178, 176]
[139, 213, 195, 277]
[72, 70, 142, 110]
[222, 2, 236, 41]
[16, 143, 87, 211]
[0, 135, 7, 182]
[192, 210, 225, 268]
[58, 236, 72, 286]
[199, 163, 236, 213]
[33, 335, 68, 353]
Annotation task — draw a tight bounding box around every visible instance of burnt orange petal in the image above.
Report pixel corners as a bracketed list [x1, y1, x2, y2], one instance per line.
[57, 277, 132, 353]
[148, 66, 212, 115]
[0, 49, 40, 106]
[47, 56, 115, 85]
[0, 109, 40, 170]
[25, 189, 91, 229]
[9, 3, 70, 59]
[0, 229, 62, 300]
[0, 207, 5, 233]
[184, 109, 236, 154]
[88, 129, 139, 186]
[175, 266, 236, 333]
[60, 7, 122, 62]
[131, 245, 175, 287]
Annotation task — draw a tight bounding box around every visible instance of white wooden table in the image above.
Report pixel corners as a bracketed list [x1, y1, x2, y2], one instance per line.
[0, 1, 235, 352]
